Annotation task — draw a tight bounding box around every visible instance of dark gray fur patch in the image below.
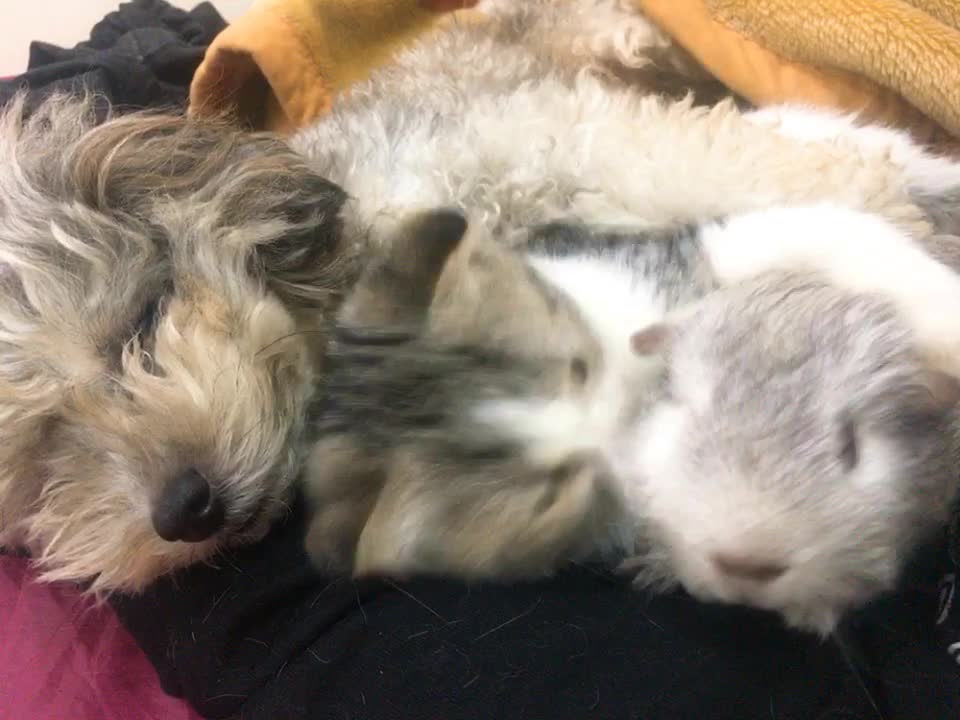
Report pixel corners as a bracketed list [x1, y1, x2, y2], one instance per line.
[524, 219, 718, 308]
[314, 328, 552, 462]
[314, 218, 721, 468]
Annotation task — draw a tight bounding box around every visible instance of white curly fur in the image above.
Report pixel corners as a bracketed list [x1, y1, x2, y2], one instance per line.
[292, 0, 949, 254]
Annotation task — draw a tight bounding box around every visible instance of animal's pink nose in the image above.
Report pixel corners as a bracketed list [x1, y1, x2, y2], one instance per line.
[711, 553, 787, 583]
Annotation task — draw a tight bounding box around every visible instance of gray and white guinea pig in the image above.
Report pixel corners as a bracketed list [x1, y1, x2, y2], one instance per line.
[617, 271, 960, 635]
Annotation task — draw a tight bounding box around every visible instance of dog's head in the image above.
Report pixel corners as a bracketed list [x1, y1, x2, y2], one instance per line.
[0, 94, 346, 593]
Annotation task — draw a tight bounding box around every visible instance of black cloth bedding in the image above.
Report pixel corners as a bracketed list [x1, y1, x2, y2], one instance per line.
[3, 2, 960, 718]
[111, 492, 960, 720]
[0, 0, 225, 114]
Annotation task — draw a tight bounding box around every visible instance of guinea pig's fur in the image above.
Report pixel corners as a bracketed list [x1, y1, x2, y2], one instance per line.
[621, 271, 960, 635]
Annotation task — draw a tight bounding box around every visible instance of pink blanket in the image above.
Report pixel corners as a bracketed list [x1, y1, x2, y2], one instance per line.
[0, 557, 201, 720]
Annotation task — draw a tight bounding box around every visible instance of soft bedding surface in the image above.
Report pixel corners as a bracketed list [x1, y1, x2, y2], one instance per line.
[0, 557, 201, 720]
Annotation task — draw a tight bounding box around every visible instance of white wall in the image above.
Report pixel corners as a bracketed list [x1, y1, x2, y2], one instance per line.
[2, 0, 250, 76]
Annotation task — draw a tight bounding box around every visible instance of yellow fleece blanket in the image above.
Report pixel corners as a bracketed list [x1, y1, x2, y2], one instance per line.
[189, 0, 960, 148]
[189, 0, 480, 133]
[638, 0, 960, 147]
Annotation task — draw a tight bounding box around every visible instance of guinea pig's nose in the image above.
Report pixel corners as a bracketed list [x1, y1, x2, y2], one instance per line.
[711, 553, 787, 583]
[152, 469, 225, 543]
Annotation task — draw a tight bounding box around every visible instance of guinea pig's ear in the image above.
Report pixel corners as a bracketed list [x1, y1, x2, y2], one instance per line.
[920, 367, 960, 412]
[249, 171, 348, 306]
[338, 208, 468, 330]
[630, 323, 676, 357]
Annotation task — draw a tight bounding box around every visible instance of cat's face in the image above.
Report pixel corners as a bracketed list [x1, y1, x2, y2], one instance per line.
[303, 209, 622, 579]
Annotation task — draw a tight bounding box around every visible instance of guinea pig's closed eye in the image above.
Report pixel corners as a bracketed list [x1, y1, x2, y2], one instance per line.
[569, 356, 589, 386]
[133, 295, 163, 340]
[837, 418, 859, 471]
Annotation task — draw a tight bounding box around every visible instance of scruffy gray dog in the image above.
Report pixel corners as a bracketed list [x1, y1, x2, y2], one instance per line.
[0, 94, 345, 593]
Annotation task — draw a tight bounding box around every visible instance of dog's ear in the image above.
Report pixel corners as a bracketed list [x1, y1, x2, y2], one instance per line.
[243, 166, 349, 308]
[338, 208, 469, 330]
[251, 171, 347, 267]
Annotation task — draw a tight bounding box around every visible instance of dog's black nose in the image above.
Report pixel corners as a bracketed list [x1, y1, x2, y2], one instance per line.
[152, 469, 225, 543]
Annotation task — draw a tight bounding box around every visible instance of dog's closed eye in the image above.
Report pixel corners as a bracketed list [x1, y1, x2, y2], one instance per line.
[107, 288, 170, 375]
[134, 296, 162, 340]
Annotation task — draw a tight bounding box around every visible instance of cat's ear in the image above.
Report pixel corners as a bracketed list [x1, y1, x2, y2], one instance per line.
[339, 208, 468, 330]
[630, 323, 676, 357]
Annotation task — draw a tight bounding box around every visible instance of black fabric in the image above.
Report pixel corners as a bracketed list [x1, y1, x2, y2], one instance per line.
[111, 493, 960, 720]
[0, 0, 224, 115]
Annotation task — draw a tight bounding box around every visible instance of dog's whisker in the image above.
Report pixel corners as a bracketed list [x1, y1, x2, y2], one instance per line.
[254, 329, 328, 358]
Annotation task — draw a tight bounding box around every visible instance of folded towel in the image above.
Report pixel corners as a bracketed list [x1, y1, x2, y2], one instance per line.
[188, 0, 959, 150]
[188, 0, 479, 132]
[637, 0, 960, 147]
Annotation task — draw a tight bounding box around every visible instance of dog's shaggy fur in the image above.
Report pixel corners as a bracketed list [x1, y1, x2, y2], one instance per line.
[0, 94, 346, 593]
